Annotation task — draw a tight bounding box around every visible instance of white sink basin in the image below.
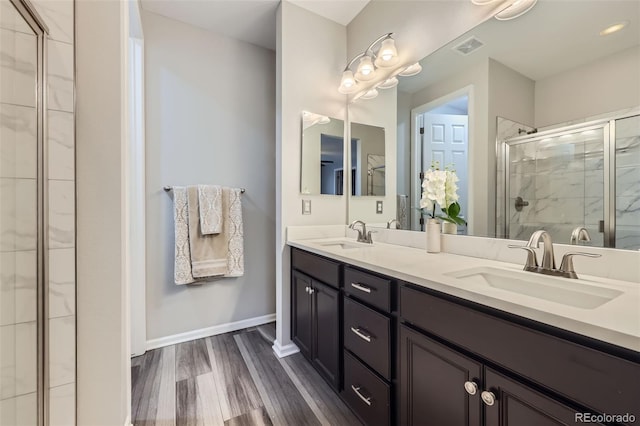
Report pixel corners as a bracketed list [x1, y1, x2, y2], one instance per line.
[445, 267, 622, 309]
[315, 239, 370, 250]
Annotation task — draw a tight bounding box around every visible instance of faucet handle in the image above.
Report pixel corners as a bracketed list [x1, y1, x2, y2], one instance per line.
[508, 245, 538, 271]
[559, 252, 601, 279]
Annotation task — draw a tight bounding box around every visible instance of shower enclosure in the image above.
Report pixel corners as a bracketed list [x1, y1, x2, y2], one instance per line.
[501, 113, 640, 250]
[1, 0, 48, 424]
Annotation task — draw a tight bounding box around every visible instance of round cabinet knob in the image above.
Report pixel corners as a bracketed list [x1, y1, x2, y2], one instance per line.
[309, 288, 315, 294]
[481, 391, 496, 406]
[464, 381, 478, 395]
[305, 286, 310, 293]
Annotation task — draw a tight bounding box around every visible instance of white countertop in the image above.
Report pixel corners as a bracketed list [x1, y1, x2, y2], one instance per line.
[288, 237, 640, 353]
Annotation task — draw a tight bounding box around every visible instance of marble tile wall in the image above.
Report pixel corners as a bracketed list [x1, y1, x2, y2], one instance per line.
[615, 115, 640, 250]
[0, 4, 40, 422]
[0, 0, 75, 423]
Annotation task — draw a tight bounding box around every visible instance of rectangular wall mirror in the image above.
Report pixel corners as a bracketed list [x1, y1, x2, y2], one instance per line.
[300, 111, 345, 195]
[350, 122, 385, 196]
[346, 0, 639, 251]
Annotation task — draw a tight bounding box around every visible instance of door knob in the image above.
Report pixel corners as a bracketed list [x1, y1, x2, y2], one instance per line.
[463, 381, 478, 396]
[481, 390, 496, 406]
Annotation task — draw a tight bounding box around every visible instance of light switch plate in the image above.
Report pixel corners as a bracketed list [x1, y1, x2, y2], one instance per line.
[302, 199, 311, 215]
[376, 200, 383, 214]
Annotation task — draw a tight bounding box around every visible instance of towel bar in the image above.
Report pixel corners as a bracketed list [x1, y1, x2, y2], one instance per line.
[163, 186, 245, 193]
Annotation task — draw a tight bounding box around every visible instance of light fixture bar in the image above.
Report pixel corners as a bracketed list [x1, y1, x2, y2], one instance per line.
[339, 32, 422, 101]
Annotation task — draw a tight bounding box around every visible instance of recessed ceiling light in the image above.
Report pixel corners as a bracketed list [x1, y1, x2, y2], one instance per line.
[600, 21, 628, 36]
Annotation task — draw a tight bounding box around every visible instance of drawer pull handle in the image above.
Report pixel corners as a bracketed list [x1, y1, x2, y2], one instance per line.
[481, 391, 496, 406]
[351, 385, 372, 406]
[463, 381, 478, 396]
[351, 282, 371, 293]
[350, 327, 372, 343]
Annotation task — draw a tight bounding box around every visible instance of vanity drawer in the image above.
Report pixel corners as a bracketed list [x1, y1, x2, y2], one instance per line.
[291, 248, 340, 288]
[344, 266, 392, 312]
[342, 350, 390, 426]
[400, 285, 640, 422]
[344, 297, 391, 380]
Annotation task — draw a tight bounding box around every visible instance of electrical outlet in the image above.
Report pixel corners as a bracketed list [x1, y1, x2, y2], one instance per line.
[302, 199, 312, 215]
[376, 200, 383, 214]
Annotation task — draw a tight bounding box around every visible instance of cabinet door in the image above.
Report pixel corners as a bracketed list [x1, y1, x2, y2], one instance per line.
[292, 271, 312, 359]
[313, 280, 340, 389]
[484, 368, 606, 426]
[400, 325, 482, 426]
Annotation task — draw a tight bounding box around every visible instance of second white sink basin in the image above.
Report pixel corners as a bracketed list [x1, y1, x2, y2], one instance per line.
[315, 239, 369, 250]
[445, 267, 622, 309]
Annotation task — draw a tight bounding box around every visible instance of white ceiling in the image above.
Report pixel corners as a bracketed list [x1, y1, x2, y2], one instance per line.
[140, 0, 370, 51]
[399, 0, 640, 94]
[288, 0, 369, 26]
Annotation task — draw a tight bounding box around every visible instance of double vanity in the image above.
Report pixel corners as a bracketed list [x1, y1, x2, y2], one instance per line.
[287, 229, 640, 426]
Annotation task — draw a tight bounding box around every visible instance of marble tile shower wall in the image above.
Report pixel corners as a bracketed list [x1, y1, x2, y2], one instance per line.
[615, 115, 640, 250]
[0, 1, 75, 424]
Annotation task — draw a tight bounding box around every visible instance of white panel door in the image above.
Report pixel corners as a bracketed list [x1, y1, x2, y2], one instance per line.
[422, 113, 469, 223]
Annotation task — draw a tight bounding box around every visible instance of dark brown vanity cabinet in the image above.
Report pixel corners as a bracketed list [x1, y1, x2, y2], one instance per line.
[342, 266, 395, 426]
[399, 325, 603, 426]
[289, 247, 640, 426]
[400, 284, 637, 426]
[400, 325, 482, 426]
[291, 249, 341, 389]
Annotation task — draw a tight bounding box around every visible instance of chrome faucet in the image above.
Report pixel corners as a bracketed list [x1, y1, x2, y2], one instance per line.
[387, 218, 399, 229]
[510, 229, 601, 279]
[570, 227, 591, 245]
[349, 220, 373, 244]
[526, 230, 556, 271]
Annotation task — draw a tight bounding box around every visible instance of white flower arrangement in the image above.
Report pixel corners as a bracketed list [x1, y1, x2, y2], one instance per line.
[420, 162, 466, 225]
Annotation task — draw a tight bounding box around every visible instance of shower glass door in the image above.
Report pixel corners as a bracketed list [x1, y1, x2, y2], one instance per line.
[506, 125, 607, 246]
[1, 0, 44, 424]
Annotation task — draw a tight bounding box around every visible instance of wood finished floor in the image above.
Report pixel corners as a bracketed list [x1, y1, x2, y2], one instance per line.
[131, 324, 362, 426]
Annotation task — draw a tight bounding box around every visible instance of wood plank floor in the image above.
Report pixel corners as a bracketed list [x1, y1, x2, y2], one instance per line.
[131, 324, 362, 426]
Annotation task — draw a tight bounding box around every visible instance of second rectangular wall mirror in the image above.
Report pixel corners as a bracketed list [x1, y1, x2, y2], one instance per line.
[350, 122, 386, 196]
[301, 111, 345, 196]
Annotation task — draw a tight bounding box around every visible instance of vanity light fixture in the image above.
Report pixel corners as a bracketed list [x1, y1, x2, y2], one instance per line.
[469, 0, 538, 21]
[339, 33, 414, 96]
[378, 77, 399, 89]
[599, 21, 628, 36]
[302, 111, 330, 130]
[494, 0, 538, 20]
[360, 88, 379, 100]
[399, 62, 422, 77]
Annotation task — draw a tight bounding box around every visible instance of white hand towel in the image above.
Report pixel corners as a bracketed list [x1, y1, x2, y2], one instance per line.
[198, 185, 222, 235]
[172, 187, 196, 285]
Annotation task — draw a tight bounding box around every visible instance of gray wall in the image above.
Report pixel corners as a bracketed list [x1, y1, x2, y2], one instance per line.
[142, 11, 276, 341]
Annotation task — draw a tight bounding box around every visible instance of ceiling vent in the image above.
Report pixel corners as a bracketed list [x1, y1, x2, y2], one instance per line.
[452, 36, 485, 56]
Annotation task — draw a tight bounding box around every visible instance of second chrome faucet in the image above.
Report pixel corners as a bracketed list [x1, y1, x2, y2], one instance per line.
[349, 220, 374, 244]
[509, 228, 600, 279]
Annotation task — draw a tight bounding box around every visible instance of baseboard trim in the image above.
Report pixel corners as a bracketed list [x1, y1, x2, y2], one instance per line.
[146, 313, 276, 351]
[272, 340, 300, 358]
